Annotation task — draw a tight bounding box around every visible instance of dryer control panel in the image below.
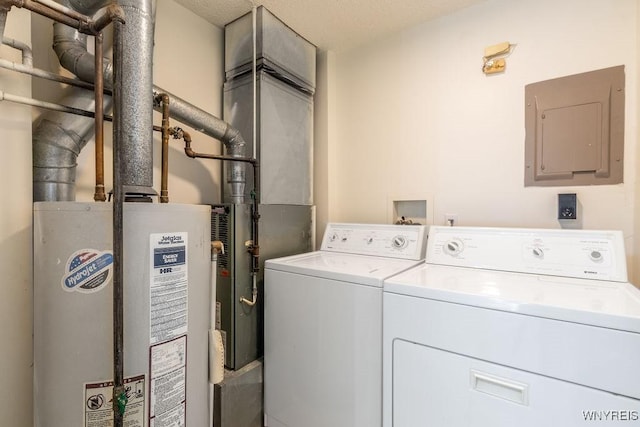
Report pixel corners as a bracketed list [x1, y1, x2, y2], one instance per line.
[426, 226, 628, 282]
[321, 223, 427, 260]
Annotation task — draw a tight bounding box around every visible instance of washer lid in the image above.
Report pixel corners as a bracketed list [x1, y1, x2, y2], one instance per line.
[266, 251, 424, 287]
[384, 264, 640, 332]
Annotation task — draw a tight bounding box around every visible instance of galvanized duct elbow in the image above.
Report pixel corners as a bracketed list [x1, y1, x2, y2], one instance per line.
[33, 0, 114, 202]
[152, 87, 247, 204]
[53, 22, 113, 84]
[33, 90, 110, 201]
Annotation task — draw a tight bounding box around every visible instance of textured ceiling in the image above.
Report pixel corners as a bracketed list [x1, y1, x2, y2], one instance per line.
[174, 0, 487, 52]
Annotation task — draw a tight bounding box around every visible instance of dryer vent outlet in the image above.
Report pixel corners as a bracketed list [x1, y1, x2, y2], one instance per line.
[558, 193, 577, 220]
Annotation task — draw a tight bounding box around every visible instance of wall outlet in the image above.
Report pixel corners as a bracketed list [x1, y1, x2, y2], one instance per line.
[444, 214, 458, 226]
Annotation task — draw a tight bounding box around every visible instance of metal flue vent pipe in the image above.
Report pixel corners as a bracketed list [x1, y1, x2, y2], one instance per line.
[152, 87, 247, 204]
[113, 0, 155, 197]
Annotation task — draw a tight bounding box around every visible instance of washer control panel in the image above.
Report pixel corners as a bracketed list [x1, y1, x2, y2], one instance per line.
[321, 223, 427, 260]
[426, 226, 628, 282]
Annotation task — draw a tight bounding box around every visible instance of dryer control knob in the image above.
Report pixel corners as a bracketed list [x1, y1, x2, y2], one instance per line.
[589, 250, 603, 263]
[444, 239, 464, 256]
[392, 235, 407, 249]
[532, 247, 544, 259]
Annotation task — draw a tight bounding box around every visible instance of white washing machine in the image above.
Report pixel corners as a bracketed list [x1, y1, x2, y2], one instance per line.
[383, 226, 640, 427]
[264, 223, 427, 427]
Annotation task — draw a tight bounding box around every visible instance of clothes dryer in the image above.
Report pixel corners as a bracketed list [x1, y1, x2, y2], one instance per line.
[265, 223, 427, 427]
[383, 226, 640, 427]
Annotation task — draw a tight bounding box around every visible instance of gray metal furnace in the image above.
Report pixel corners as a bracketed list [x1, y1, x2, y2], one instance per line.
[215, 6, 316, 426]
[211, 204, 314, 370]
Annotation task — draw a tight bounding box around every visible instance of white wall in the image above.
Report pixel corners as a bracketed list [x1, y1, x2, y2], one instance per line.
[0, 1, 224, 423]
[330, 0, 639, 281]
[0, 8, 33, 424]
[148, 0, 225, 204]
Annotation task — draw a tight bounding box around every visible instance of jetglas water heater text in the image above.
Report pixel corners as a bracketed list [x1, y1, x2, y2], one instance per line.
[33, 202, 211, 427]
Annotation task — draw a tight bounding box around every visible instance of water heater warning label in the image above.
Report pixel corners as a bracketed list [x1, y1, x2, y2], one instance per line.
[149, 335, 187, 427]
[84, 374, 145, 427]
[150, 233, 188, 344]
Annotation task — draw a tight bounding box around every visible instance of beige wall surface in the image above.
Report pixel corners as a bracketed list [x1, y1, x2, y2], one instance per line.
[328, 0, 639, 282]
[0, 1, 224, 423]
[635, 0, 640, 286]
[0, 8, 33, 425]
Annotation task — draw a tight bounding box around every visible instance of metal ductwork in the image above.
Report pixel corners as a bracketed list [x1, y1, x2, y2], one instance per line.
[33, 0, 156, 201]
[152, 87, 247, 204]
[32, 0, 247, 202]
[32, 0, 112, 202]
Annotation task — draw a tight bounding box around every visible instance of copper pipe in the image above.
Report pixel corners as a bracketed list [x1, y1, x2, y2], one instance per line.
[159, 93, 170, 203]
[173, 127, 262, 282]
[8, 0, 92, 33]
[91, 3, 125, 33]
[33, 0, 92, 23]
[93, 33, 105, 201]
[180, 133, 256, 165]
[2, 0, 124, 35]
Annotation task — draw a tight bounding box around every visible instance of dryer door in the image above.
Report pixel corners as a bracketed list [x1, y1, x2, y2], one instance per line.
[392, 339, 639, 426]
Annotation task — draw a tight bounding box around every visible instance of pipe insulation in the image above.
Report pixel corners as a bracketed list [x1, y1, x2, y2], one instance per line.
[2, 36, 33, 66]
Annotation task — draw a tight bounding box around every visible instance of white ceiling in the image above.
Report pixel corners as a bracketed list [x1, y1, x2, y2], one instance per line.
[174, 0, 487, 52]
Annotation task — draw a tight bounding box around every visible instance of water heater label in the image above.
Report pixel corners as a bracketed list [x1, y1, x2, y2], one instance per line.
[149, 335, 187, 426]
[62, 249, 113, 293]
[150, 233, 188, 345]
[84, 374, 145, 427]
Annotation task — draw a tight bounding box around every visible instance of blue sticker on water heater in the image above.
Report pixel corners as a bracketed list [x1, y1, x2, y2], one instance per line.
[62, 249, 114, 293]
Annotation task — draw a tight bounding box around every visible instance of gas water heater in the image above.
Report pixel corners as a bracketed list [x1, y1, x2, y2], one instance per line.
[33, 202, 211, 427]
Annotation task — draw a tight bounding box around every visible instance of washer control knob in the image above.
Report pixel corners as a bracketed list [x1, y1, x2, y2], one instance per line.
[444, 239, 464, 256]
[532, 247, 544, 259]
[589, 250, 603, 263]
[392, 235, 407, 249]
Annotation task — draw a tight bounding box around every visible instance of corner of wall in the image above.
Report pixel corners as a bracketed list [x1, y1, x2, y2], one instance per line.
[634, 1, 640, 286]
[314, 49, 337, 246]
